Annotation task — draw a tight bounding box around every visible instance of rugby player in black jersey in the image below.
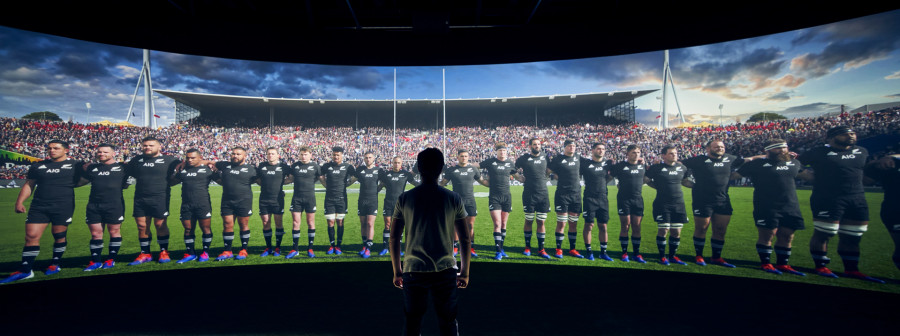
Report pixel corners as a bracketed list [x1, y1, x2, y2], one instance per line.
[865, 151, 900, 270]
[681, 140, 745, 267]
[481, 143, 520, 259]
[3, 140, 83, 283]
[321, 146, 356, 255]
[798, 126, 883, 283]
[379, 156, 418, 255]
[126, 136, 181, 265]
[441, 149, 488, 258]
[645, 145, 690, 266]
[170, 149, 216, 263]
[735, 139, 806, 276]
[257, 147, 291, 257]
[213, 147, 258, 261]
[610, 145, 647, 263]
[356, 151, 382, 258]
[80, 144, 129, 271]
[548, 139, 584, 259]
[580, 143, 615, 261]
[287, 146, 322, 258]
[514, 138, 552, 259]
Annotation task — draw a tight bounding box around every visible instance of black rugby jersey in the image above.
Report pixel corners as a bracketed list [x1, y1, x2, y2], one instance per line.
[515, 153, 549, 193]
[355, 165, 383, 201]
[480, 158, 515, 195]
[444, 164, 481, 200]
[381, 169, 417, 202]
[798, 145, 867, 196]
[682, 154, 743, 203]
[646, 162, 688, 204]
[27, 158, 83, 206]
[321, 161, 355, 197]
[215, 161, 258, 201]
[549, 153, 582, 193]
[737, 158, 802, 213]
[127, 154, 180, 198]
[610, 161, 646, 200]
[257, 161, 290, 201]
[84, 162, 128, 204]
[580, 158, 613, 198]
[289, 161, 322, 195]
[175, 164, 215, 204]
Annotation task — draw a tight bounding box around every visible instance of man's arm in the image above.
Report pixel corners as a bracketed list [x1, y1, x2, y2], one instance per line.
[389, 212, 405, 289]
[455, 215, 471, 289]
[14, 179, 36, 213]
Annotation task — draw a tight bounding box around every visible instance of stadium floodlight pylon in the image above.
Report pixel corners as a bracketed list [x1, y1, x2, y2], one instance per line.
[659, 50, 686, 129]
[125, 49, 157, 128]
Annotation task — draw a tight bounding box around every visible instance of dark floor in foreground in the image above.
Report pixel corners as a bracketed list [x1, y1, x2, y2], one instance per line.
[1, 261, 897, 336]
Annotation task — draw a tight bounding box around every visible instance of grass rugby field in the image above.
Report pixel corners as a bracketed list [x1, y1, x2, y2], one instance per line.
[0, 184, 897, 292]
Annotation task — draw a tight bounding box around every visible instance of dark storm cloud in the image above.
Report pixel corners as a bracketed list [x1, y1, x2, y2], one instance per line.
[55, 52, 112, 80]
[155, 52, 385, 96]
[764, 91, 792, 102]
[886, 93, 900, 99]
[781, 102, 839, 114]
[790, 10, 900, 79]
[539, 52, 661, 85]
[671, 46, 785, 89]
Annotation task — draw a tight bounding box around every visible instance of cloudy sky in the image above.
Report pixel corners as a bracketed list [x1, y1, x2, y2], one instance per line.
[1, 9, 899, 126]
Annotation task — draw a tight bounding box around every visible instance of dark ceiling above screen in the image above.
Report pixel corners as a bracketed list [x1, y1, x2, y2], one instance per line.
[2, 1, 898, 66]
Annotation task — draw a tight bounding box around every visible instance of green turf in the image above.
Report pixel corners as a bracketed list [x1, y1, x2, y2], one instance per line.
[1, 184, 897, 292]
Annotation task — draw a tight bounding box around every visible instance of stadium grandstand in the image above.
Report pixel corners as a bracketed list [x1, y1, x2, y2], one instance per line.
[2, 105, 898, 184]
[157, 89, 653, 129]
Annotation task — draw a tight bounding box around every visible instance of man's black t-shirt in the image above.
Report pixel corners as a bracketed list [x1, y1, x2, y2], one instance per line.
[381, 169, 417, 202]
[682, 154, 743, 203]
[866, 157, 900, 203]
[549, 153, 582, 194]
[127, 154, 180, 198]
[322, 161, 355, 198]
[737, 158, 802, 214]
[580, 158, 612, 198]
[610, 161, 646, 200]
[176, 164, 215, 204]
[290, 161, 322, 195]
[444, 164, 481, 200]
[515, 153, 549, 194]
[480, 158, 515, 195]
[798, 145, 867, 197]
[84, 162, 128, 204]
[355, 165, 383, 201]
[257, 161, 290, 201]
[646, 162, 688, 204]
[27, 158, 83, 206]
[215, 161, 258, 201]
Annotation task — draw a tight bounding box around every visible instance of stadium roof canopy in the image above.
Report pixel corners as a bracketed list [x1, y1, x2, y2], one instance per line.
[2, 2, 897, 66]
[156, 89, 656, 128]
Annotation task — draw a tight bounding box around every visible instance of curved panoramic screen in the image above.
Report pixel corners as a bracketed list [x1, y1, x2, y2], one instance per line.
[0, 9, 898, 296]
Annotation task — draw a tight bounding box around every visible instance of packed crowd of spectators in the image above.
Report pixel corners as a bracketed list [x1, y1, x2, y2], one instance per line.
[1, 106, 898, 181]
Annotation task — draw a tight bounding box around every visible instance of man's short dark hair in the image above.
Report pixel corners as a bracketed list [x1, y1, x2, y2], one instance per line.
[591, 143, 604, 150]
[364, 151, 375, 156]
[48, 139, 69, 149]
[563, 139, 575, 147]
[457, 149, 468, 155]
[528, 138, 541, 146]
[97, 143, 116, 151]
[417, 148, 444, 181]
[141, 136, 160, 144]
[232, 146, 246, 152]
[706, 139, 723, 147]
[626, 144, 640, 153]
[660, 145, 676, 155]
[332, 146, 344, 153]
[185, 148, 200, 155]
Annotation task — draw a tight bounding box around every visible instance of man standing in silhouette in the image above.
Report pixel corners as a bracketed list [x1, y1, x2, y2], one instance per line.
[391, 148, 470, 336]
